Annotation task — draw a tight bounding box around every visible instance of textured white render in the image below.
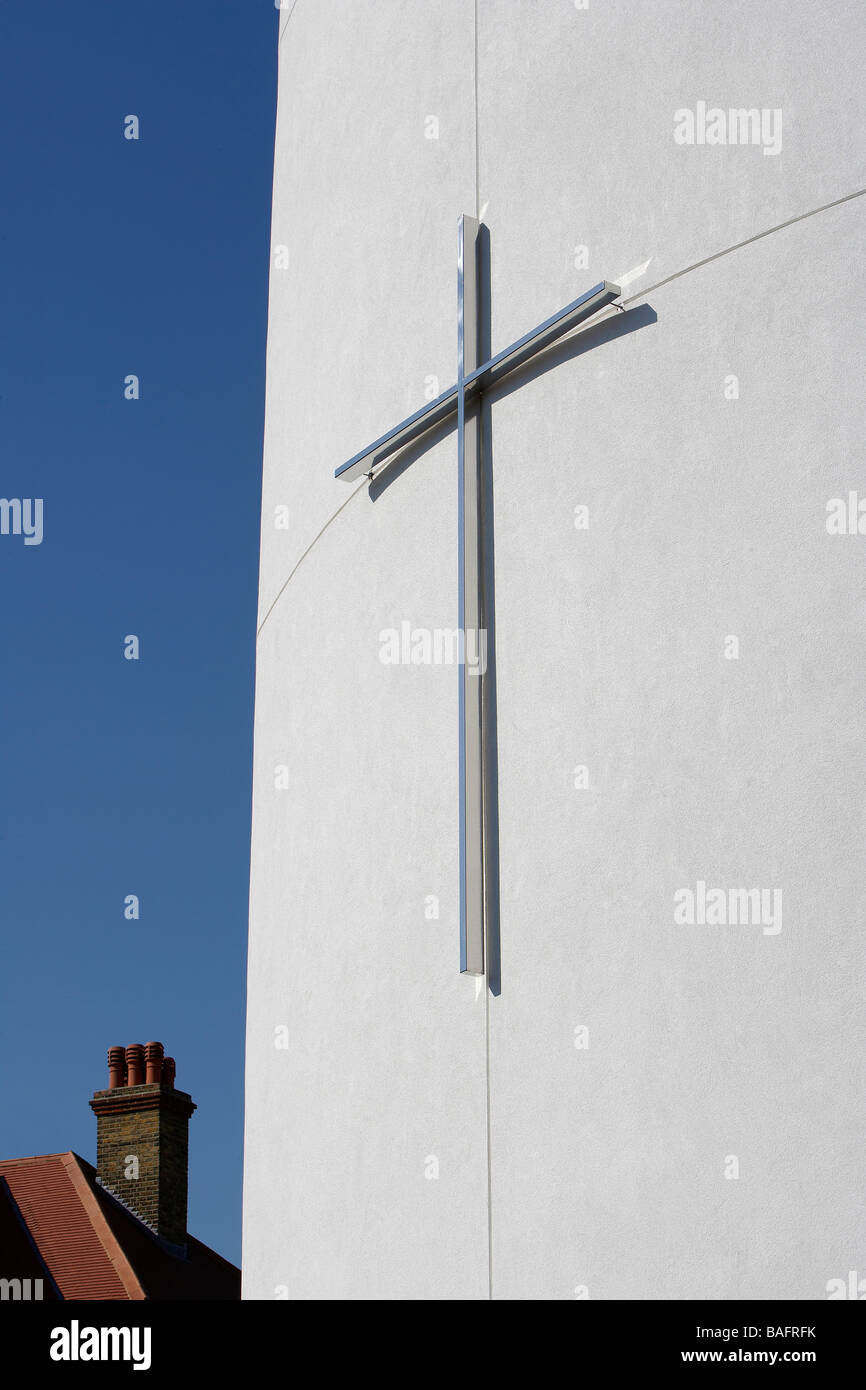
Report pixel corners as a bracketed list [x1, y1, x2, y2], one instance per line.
[244, 0, 866, 1299]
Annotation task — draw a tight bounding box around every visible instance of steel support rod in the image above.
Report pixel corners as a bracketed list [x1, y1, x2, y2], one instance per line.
[458, 214, 484, 976]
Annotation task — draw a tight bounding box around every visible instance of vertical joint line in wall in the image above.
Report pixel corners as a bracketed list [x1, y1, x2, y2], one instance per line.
[474, 0, 480, 221]
[486, 959, 492, 1300]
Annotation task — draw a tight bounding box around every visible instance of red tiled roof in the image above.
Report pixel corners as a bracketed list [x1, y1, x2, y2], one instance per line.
[0, 1176, 62, 1296]
[0, 1153, 239, 1301]
[0, 1154, 140, 1299]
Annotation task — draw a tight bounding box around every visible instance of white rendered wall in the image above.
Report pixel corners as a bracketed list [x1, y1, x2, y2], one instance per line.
[244, 0, 866, 1299]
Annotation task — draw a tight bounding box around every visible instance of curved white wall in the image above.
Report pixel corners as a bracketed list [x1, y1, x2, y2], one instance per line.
[245, 0, 866, 1299]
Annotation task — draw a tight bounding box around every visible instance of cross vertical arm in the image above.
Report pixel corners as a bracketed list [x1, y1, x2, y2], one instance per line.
[458, 214, 485, 976]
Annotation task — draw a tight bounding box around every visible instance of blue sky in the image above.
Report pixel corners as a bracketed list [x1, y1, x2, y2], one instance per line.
[0, 2, 278, 1265]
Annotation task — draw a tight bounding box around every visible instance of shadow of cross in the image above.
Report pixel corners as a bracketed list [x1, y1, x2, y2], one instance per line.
[335, 216, 622, 980]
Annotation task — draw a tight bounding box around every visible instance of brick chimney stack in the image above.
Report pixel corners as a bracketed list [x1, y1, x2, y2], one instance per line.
[90, 1041, 196, 1250]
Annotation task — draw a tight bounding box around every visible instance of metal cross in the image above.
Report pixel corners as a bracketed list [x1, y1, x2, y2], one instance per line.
[336, 216, 620, 976]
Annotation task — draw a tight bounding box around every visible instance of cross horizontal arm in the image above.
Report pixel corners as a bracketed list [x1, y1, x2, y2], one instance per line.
[463, 280, 621, 393]
[334, 383, 459, 482]
[334, 280, 621, 483]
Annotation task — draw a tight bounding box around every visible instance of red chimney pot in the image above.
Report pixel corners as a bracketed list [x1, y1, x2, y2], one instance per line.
[144, 1041, 164, 1085]
[125, 1043, 145, 1087]
[107, 1046, 126, 1089]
